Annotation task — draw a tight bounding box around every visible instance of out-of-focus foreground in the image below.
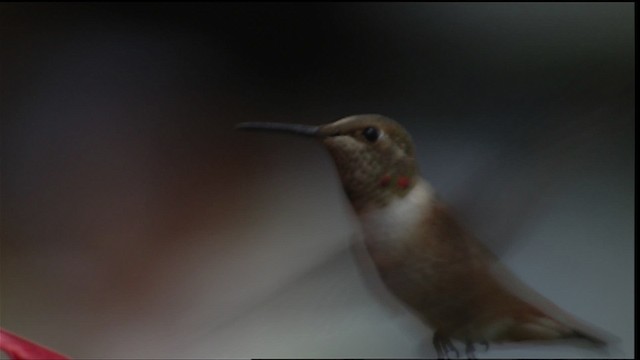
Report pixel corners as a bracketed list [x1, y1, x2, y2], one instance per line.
[1, 3, 634, 358]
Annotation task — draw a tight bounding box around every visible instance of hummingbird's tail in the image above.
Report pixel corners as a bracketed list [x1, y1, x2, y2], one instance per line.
[569, 328, 608, 347]
[496, 314, 611, 349]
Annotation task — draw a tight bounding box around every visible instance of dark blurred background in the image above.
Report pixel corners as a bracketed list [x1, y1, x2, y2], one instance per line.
[1, 3, 634, 358]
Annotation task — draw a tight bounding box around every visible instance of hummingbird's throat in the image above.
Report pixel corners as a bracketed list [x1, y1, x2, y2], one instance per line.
[379, 174, 412, 190]
[341, 171, 417, 212]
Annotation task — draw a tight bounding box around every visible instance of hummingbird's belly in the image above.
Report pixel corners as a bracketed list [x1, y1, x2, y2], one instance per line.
[376, 259, 482, 338]
[365, 233, 487, 338]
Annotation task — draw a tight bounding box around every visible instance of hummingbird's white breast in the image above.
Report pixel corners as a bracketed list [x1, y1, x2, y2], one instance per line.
[357, 178, 435, 250]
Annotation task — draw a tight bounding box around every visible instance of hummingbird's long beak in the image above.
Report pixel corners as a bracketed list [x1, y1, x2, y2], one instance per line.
[236, 122, 320, 137]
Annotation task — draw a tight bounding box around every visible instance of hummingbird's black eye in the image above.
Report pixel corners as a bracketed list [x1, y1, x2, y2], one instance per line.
[362, 127, 380, 142]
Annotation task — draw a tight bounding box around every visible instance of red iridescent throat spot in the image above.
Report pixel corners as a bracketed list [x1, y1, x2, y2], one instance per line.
[380, 175, 410, 190]
[397, 176, 410, 189]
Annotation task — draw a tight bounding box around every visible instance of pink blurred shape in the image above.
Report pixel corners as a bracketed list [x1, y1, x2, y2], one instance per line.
[0, 329, 69, 360]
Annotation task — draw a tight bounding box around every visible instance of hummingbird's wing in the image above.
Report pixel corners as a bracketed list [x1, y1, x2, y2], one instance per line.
[484, 255, 613, 347]
[392, 202, 605, 352]
[414, 201, 611, 347]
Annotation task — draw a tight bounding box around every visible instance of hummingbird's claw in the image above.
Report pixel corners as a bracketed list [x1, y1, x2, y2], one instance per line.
[433, 332, 459, 359]
[463, 340, 490, 359]
[480, 340, 490, 352]
[465, 342, 476, 359]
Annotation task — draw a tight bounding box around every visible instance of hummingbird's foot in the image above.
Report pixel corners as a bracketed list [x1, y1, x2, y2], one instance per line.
[480, 340, 490, 352]
[463, 340, 489, 359]
[433, 332, 459, 359]
[465, 342, 476, 359]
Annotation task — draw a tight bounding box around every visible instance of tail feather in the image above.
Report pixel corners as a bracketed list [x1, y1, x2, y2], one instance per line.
[499, 316, 608, 347]
[569, 328, 608, 347]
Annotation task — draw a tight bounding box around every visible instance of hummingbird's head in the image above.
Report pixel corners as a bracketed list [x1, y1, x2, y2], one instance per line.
[237, 114, 420, 212]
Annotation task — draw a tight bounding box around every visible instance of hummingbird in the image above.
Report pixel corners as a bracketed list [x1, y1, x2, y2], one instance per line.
[236, 114, 608, 358]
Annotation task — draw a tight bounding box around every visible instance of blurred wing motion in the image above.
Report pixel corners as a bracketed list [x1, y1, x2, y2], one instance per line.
[376, 201, 611, 357]
[0, 328, 69, 360]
